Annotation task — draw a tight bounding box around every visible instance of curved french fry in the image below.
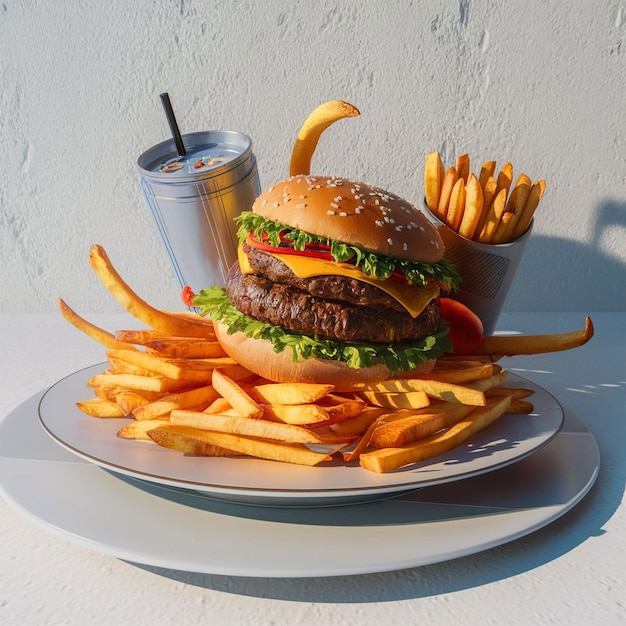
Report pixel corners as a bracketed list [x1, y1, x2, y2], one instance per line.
[289, 100, 360, 176]
[474, 317, 594, 356]
[58, 297, 137, 351]
[88, 245, 215, 339]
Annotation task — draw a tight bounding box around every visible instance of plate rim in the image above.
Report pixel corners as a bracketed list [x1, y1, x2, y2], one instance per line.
[37, 363, 565, 504]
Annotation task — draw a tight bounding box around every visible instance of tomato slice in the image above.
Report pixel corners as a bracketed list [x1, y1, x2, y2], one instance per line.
[181, 285, 196, 307]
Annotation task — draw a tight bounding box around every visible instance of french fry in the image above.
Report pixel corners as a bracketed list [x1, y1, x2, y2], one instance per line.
[165, 310, 216, 326]
[204, 397, 236, 414]
[474, 317, 594, 356]
[145, 338, 228, 359]
[88, 245, 215, 339]
[476, 175, 497, 236]
[114, 329, 165, 344]
[262, 403, 330, 425]
[485, 387, 534, 399]
[251, 382, 334, 405]
[58, 298, 137, 351]
[342, 415, 386, 463]
[86, 373, 192, 393]
[505, 173, 532, 215]
[114, 390, 164, 413]
[495, 162, 513, 198]
[465, 370, 508, 392]
[107, 349, 207, 381]
[458, 173, 484, 240]
[361, 378, 486, 406]
[370, 403, 475, 448]
[425, 151, 445, 212]
[358, 390, 431, 410]
[446, 177, 466, 231]
[478, 161, 496, 189]
[437, 166, 458, 217]
[493, 173, 532, 242]
[511, 179, 546, 240]
[132, 385, 219, 421]
[321, 395, 366, 418]
[329, 406, 391, 437]
[147, 424, 236, 456]
[455, 153, 470, 183]
[107, 356, 156, 377]
[170, 410, 323, 444]
[76, 398, 126, 418]
[151, 426, 331, 466]
[359, 395, 511, 473]
[212, 369, 263, 419]
[478, 187, 507, 243]
[117, 419, 170, 441]
[289, 100, 360, 176]
[507, 399, 534, 414]
[491, 210, 515, 244]
[418, 362, 501, 384]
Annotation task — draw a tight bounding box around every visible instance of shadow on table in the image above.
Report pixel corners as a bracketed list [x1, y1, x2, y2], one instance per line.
[131, 476, 606, 601]
[500, 198, 626, 312]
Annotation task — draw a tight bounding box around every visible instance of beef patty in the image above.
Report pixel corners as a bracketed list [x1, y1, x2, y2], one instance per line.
[225, 261, 441, 344]
[243, 245, 410, 312]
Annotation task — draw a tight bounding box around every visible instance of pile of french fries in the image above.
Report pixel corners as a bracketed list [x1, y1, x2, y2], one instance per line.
[424, 151, 546, 245]
[59, 245, 592, 474]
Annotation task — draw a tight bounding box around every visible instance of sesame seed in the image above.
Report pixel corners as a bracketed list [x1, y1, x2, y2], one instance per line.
[375, 220, 384, 227]
[327, 210, 336, 215]
[296, 203, 306, 209]
[272, 201, 280, 208]
[395, 225, 403, 231]
[339, 211, 347, 217]
[387, 237, 394, 245]
[403, 243, 408, 250]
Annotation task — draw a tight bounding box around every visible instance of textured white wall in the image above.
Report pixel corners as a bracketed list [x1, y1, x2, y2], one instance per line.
[1, 0, 624, 314]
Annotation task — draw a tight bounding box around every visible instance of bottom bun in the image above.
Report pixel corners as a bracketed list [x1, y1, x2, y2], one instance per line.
[214, 322, 435, 391]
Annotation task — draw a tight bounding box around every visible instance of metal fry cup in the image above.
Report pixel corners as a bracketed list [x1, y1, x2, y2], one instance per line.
[427, 208, 533, 336]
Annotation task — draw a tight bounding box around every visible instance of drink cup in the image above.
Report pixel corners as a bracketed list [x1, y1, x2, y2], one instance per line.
[426, 208, 533, 336]
[137, 130, 261, 295]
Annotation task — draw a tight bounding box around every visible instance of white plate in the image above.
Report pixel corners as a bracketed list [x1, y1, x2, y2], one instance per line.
[0, 391, 598, 577]
[37, 364, 564, 506]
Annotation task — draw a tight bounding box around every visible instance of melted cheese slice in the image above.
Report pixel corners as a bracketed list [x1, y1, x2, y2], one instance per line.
[238, 245, 439, 318]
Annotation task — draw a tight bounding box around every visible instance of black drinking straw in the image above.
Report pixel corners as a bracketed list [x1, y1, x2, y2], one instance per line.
[160, 92, 186, 157]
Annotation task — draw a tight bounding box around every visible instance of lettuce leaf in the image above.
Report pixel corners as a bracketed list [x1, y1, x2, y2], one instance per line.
[235, 212, 461, 292]
[193, 286, 452, 372]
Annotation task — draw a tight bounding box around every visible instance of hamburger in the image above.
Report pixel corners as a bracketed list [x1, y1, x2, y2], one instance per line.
[191, 174, 461, 390]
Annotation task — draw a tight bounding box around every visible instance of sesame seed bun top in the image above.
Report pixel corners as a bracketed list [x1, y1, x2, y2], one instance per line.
[252, 174, 444, 263]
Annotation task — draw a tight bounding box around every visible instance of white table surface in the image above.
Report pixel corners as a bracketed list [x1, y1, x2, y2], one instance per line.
[0, 311, 623, 626]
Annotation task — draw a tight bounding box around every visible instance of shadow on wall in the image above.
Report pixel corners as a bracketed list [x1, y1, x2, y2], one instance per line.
[506, 198, 626, 312]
